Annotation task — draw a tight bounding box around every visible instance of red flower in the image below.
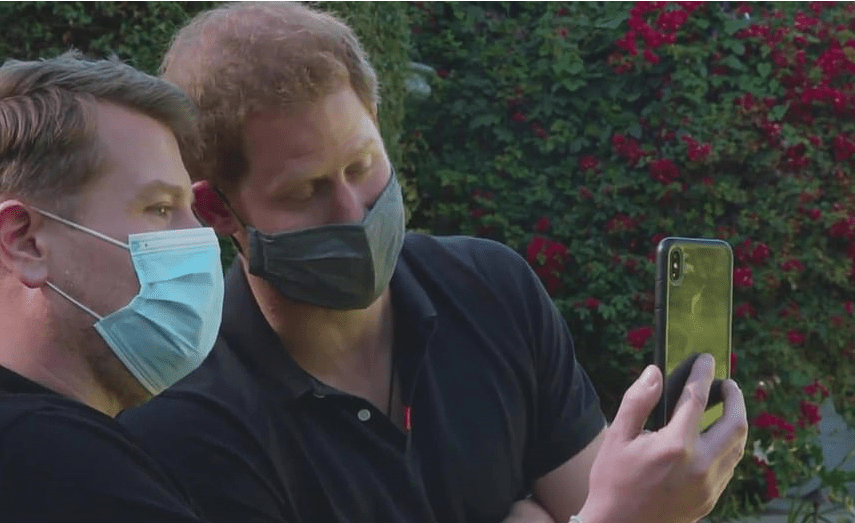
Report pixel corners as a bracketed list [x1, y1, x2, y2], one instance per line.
[803, 380, 830, 398]
[752, 412, 795, 441]
[780, 258, 805, 272]
[829, 216, 855, 240]
[578, 155, 600, 171]
[615, 31, 638, 56]
[787, 330, 807, 345]
[735, 92, 755, 111]
[578, 186, 593, 200]
[750, 243, 770, 264]
[526, 236, 570, 295]
[806, 208, 822, 221]
[680, 134, 712, 162]
[584, 297, 601, 310]
[735, 303, 757, 319]
[643, 49, 661, 64]
[612, 134, 645, 166]
[845, 301, 855, 315]
[656, 9, 689, 32]
[627, 326, 654, 351]
[754, 386, 769, 401]
[764, 466, 780, 500]
[437, 69, 449, 78]
[834, 135, 855, 162]
[730, 352, 737, 374]
[799, 400, 822, 427]
[511, 111, 526, 123]
[733, 267, 754, 288]
[649, 158, 680, 184]
[534, 216, 550, 233]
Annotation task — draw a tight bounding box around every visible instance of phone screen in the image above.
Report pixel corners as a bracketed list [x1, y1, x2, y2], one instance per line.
[654, 238, 733, 429]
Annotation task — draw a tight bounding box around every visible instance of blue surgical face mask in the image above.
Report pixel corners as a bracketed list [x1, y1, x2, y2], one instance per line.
[243, 170, 406, 310]
[33, 208, 224, 395]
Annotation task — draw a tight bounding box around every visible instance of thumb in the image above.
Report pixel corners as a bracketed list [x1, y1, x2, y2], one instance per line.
[610, 365, 662, 441]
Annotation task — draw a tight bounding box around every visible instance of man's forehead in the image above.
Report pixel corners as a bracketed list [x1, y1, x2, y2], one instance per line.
[132, 180, 192, 201]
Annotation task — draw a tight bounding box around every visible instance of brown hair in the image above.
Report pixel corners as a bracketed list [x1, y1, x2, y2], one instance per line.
[0, 51, 197, 213]
[161, 1, 379, 193]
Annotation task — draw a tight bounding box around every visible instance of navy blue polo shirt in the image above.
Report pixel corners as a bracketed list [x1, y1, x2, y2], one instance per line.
[0, 365, 203, 522]
[119, 233, 606, 523]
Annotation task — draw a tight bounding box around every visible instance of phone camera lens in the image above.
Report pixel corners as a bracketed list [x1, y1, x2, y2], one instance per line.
[670, 250, 681, 281]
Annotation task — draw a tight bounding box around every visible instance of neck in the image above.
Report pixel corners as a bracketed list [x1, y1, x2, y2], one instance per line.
[0, 287, 128, 417]
[245, 263, 396, 408]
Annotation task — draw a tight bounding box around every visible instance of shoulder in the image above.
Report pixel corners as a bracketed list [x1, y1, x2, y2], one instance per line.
[0, 396, 202, 522]
[0, 394, 148, 460]
[118, 339, 265, 449]
[401, 233, 538, 295]
[404, 232, 528, 267]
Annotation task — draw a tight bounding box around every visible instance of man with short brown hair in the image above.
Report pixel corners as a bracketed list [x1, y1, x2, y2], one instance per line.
[0, 52, 222, 521]
[120, 3, 748, 523]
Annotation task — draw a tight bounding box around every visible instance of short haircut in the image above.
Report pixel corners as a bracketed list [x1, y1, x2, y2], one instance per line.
[161, 1, 379, 192]
[0, 50, 197, 214]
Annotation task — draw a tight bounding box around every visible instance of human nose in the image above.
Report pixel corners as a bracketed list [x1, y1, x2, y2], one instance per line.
[325, 178, 365, 225]
[176, 207, 202, 229]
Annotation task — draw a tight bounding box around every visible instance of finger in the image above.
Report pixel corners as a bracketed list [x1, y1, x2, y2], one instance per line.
[610, 365, 662, 441]
[663, 353, 701, 421]
[707, 379, 724, 409]
[669, 353, 715, 437]
[703, 379, 748, 463]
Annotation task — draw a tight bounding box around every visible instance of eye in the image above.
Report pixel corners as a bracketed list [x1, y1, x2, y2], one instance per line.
[285, 184, 315, 202]
[346, 155, 374, 179]
[146, 203, 173, 218]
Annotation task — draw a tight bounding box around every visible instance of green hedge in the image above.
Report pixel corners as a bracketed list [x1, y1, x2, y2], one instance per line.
[402, 1, 855, 517]
[0, 2, 410, 168]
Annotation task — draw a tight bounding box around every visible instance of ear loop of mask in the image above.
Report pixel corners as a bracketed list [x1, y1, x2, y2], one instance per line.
[211, 186, 246, 256]
[44, 280, 103, 320]
[31, 207, 125, 321]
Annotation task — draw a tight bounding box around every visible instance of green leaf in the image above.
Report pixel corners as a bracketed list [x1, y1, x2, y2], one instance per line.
[768, 103, 790, 121]
[723, 17, 751, 35]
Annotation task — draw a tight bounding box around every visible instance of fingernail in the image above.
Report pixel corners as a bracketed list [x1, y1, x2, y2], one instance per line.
[641, 366, 656, 385]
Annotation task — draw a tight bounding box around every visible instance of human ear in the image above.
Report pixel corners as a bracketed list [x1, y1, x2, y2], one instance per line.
[0, 200, 49, 288]
[192, 180, 242, 237]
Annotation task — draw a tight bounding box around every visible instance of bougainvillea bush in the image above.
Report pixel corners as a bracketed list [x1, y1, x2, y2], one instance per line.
[402, 1, 855, 516]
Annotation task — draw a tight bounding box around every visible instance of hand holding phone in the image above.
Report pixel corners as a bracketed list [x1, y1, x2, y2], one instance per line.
[660, 352, 725, 424]
[652, 237, 733, 430]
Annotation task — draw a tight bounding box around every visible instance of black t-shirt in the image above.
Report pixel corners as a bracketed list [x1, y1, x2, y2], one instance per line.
[0, 365, 203, 523]
[119, 234, 606, 523]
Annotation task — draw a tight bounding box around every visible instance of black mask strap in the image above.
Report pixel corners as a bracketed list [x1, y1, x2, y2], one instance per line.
[211, 186, 246, 256]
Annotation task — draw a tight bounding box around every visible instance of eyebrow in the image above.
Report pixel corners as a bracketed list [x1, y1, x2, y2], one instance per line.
[270, 138, 380, 192]
[131, 180, 192, 206]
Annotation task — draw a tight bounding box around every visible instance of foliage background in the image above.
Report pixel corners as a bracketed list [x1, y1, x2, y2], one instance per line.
[401, 1, 855, 517]
[2, 1, 854, 519]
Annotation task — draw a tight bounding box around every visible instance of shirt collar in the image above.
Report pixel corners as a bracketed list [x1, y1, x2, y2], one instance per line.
[219, 235, 439, 402]
[0, 365, 57, 395]
[220, 261, 317, 400]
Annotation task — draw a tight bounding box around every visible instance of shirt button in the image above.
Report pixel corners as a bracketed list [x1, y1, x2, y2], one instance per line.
[312, 392, 325, 399]
[357, 409, 371, 422]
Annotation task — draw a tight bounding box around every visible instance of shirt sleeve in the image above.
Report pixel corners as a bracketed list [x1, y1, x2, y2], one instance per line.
[524, 271, 607, 480]
[118, 392, 290, 523]
[481, 239, 607, 481]
[0, 408, 204, 523]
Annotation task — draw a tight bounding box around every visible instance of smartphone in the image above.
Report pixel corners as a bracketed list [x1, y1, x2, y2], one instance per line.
[652, 237, 733, 430]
